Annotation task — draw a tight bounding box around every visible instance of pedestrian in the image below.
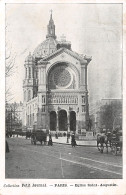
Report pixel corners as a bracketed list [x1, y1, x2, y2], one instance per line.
[48, 133, 53, 146]
[6, 140, 9, 153]
[71, 133, 77, 147]
[55, 131, 58, 139]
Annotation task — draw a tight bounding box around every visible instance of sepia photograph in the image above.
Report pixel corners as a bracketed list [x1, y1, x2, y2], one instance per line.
[4, 3, 123, 180]
[0, 1, 125, 194]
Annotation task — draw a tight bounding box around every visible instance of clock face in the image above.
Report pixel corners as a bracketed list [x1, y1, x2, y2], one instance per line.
[49, 64, 73, 89]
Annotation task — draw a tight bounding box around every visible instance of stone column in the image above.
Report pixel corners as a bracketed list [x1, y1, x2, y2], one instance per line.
[38, 63, 47, 92]
[27, 66, 29, 79]
[85, 66, 87, 91]
[80, 64, 86, 90]
[25, 68, 27, 78]
[67, 110, 70, 132]
[30, 66, 33, 79]
[76, 110, 78, 134]
[47, 111, 50, 131]
[56, 111, 59, 132]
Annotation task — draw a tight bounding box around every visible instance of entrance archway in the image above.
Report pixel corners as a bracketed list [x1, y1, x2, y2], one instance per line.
[70, 111, 76, 131]
[59, 110, 67, 131]
[50, 111, 56, 131]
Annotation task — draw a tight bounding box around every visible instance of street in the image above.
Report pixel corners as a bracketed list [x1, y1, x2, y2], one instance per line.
[5, 137, 122, 179]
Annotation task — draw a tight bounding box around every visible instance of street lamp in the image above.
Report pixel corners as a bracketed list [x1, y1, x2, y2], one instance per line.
[66, 123, 70, 143]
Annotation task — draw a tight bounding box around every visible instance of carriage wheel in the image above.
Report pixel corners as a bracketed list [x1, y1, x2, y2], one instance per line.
[111, 146, 117, 155]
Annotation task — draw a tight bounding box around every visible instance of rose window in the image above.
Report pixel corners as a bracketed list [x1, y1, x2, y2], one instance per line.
[48, 64, 77, 89]
[53, 68, 71, 87]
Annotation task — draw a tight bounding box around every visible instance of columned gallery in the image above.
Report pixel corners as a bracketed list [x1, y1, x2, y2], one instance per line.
[22, 12, 92, 134]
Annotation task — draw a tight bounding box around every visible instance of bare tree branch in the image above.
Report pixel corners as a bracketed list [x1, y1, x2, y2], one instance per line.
[5, 86, 14, 103]
[5, 24, 17, 103]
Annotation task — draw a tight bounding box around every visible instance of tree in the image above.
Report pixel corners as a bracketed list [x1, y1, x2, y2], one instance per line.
[6, 44, 16, 77]
[6, 102, 23, 131]
[5, 42, 17, 103]
[99, 101, 122, 131]
[5, 24, 17, 103]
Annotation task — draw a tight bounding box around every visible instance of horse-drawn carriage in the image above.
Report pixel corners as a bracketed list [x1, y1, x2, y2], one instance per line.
[26, 131, 32, 139]
[111, 131, 122, 155]
[97, 130, 122, 155]
[31, 130, 47, 145]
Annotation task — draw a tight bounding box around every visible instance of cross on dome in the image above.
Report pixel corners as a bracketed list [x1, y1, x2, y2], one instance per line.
[50, 9, 53, 14]
[50, 9, 53, 19]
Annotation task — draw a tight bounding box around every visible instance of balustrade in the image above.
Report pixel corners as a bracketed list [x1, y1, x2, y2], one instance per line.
[48, 94, 78, 104]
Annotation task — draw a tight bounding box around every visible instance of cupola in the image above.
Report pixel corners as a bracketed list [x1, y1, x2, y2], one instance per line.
[25, 52, 35, 63]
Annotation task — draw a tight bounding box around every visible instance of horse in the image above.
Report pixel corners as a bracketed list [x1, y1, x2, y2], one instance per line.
[26, 131, 31, 139]
[106, 132, 112, 147]
[97, 133, 109, 153]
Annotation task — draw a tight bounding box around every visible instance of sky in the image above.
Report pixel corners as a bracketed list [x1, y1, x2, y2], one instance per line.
[6, 3, 122, 109]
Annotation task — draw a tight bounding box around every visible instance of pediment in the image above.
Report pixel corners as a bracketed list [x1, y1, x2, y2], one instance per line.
[38, 48, 88, 65]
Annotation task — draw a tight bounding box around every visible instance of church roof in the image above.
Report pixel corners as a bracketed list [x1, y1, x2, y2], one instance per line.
[30, 12, 92, 64]
[33, 37, 58, 58]
[33, 11, 58, 58]
[38, 47, 91, 64]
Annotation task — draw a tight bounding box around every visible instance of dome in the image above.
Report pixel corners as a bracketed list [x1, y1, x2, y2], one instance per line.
[25, 52, 34, 62]
[33, 37, 58, 58]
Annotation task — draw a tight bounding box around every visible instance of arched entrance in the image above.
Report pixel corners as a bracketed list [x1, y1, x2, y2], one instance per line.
[70, 111, 76, 131]
[50, 111, 56, 131]
[59, 110, 67, 131]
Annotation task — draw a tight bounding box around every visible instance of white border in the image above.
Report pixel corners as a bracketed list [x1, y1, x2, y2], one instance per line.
[0, 1, 126, 195]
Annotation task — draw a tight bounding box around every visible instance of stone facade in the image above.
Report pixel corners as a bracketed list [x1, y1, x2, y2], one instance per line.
[23, 12, 92, 133]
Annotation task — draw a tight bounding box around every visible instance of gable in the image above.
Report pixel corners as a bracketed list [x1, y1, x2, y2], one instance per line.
[47, 51, 81, 67]
[39, 48, 87, 64]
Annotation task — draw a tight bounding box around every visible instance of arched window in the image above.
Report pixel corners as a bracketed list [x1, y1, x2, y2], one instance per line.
[82, 105, 86, 112]
[29, 67, 31, 78]
[27, 115, 29, 125]
[28, 106, 29, 115]
[30, 106, 31, 114]
[33, 113, 34, 123]
[82, 96, 85, 104]
[24, 91, 26, 101]
[36, 70, 38, 79]
[30, 114, 31, 126]
[28, 90, 31, 101]
[26, 68, 27, 78]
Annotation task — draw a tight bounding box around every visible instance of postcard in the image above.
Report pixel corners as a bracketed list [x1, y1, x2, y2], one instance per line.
[0, 1, 126, 195]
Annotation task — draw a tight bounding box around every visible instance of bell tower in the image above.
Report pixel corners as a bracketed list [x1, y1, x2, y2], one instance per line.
[46, 10, 56, 39]
[23, 52, 37, 127]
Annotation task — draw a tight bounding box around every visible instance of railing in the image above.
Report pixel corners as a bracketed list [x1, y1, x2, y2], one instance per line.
[47, 93, 78, 104]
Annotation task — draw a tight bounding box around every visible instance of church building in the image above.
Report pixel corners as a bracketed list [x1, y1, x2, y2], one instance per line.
[22, 12, 92, 134]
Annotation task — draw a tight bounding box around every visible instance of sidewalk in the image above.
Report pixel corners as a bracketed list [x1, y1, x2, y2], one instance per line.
[18, 135, 97, 147]
[51, 136, 97, 147]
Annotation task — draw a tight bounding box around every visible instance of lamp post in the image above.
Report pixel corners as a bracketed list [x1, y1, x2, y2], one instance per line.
[66, 128, 69, 143]
[66, 123, 70, 143]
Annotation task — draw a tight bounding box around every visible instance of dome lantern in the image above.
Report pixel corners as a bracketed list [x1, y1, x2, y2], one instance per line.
[25, 52, 34, 63]
[46, 10, 56, 39]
